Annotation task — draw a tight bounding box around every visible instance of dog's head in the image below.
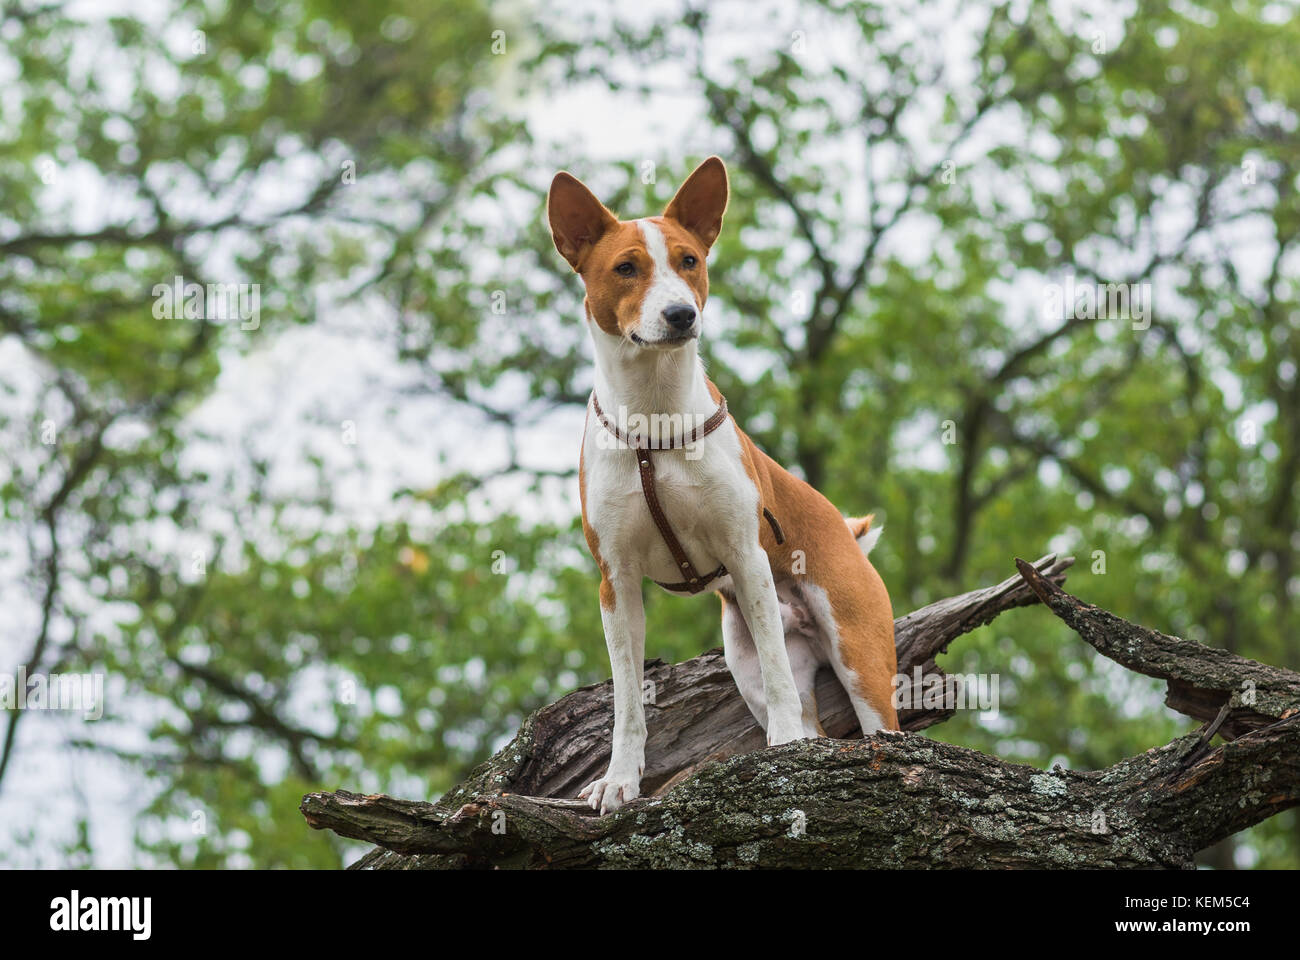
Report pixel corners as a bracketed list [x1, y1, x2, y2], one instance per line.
[547, 157, 728, 349]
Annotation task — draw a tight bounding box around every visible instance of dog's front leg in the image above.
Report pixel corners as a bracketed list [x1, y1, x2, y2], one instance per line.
[579, 572, 647, 814]
[728, 547, 805, 745]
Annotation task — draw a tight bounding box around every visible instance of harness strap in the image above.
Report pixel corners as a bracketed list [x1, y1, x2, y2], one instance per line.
[590, 391, 785, 595]
[590, 392, 729, 449]
[636, 447, 728, 593]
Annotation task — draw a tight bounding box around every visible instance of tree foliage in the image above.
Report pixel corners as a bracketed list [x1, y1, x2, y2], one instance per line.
[1, 0, 1297, 867]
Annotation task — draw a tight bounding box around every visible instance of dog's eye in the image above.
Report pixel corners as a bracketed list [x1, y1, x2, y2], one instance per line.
[681, 255, 698, 269]
[615, 262, 635, 277]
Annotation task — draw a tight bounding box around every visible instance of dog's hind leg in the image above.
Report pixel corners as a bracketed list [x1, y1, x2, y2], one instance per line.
[801, 577, 899, 736]
[721, 590, 826, 738]
[721, 592, 767, 732]
[788, 635, 827, 738]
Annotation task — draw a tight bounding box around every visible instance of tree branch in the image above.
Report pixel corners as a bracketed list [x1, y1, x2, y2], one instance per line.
[1015, 558, 1300, 737]
[301, 556, 1300, 868]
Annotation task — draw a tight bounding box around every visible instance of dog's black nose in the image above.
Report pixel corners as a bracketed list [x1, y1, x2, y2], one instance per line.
[663, 304, 696, 330]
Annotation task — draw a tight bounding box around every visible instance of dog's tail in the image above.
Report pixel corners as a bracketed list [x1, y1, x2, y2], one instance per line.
[845, 514, 883, 557]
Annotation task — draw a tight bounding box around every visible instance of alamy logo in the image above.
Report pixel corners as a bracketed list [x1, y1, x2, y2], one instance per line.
[1042, 275, 1151, 330]
[0, 668, 103, 720]
[595, 404, 709, 459]
[152, 275, 260, 329]
[50, 890, 151, 940]
[891, 667, 999, 715]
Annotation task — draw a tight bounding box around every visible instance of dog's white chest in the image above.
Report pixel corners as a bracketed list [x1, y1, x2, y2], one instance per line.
[582, 418, 759, 585]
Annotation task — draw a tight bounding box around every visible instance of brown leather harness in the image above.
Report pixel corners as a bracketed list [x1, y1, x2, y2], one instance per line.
[590, 391, 785, 595]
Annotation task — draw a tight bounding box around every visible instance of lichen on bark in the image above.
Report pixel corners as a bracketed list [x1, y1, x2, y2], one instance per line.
[300, 556, 1300, 869]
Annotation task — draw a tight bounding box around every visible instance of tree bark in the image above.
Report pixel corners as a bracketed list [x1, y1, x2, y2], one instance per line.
[300, 555, 1300, 868]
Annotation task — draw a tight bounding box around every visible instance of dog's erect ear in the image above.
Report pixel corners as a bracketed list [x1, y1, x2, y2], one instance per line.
[662, 156, 728, 250]
[548, 172, 618, 272]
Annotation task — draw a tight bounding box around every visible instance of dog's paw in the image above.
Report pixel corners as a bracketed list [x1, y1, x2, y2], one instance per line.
[766, 718, 806, 747]
[578, 771, 641, 815]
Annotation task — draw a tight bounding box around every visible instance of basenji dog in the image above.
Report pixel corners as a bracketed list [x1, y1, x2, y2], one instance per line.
[548, 156, 899, 814]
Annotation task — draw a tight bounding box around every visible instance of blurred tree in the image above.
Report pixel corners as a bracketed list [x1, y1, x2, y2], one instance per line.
[0, 0, 555, 867]
[1, 0, 1297, 868]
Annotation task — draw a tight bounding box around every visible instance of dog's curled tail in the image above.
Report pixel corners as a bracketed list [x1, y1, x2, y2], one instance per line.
[845, 514, 883, 557]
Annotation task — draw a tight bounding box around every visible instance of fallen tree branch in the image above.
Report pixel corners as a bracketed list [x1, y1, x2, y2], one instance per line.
[301, 555, 1300, 868]
[1015, 558, 1300, 737]
[304, 716, 1300, 869]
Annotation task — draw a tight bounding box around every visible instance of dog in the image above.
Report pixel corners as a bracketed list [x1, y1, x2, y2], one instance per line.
[547, 156, 899, 813]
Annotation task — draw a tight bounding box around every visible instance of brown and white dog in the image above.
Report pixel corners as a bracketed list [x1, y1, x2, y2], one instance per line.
[548, 157, 898, 813]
